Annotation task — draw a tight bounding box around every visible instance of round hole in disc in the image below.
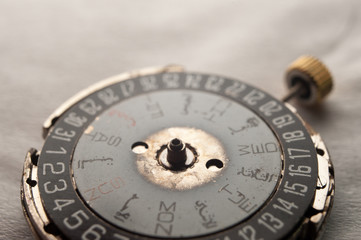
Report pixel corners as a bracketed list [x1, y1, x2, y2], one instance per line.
[206, 159, 224, 171]
[131, 142, 148, 154]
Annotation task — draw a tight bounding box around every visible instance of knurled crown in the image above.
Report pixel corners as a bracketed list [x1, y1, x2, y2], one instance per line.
[286, 55, 333, 104]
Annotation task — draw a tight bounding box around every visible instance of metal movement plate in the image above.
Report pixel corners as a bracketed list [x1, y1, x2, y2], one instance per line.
[22, 68, 332, 240]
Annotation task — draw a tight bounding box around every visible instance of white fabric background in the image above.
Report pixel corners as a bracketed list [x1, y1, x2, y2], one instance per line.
[1, 1, 360, 239]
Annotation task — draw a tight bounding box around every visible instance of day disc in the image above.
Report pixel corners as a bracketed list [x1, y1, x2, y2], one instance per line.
[21, 63, 334, 240]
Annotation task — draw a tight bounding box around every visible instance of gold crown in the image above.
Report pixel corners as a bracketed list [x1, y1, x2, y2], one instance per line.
[286, 55, 333, 104]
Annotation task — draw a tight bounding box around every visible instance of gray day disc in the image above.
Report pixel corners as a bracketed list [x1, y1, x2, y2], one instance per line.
[36, 71, 318, 240]
[72, 90, 282, 238]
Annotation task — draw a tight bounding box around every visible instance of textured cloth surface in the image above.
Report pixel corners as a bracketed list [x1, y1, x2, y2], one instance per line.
[1, 1, 361, 239]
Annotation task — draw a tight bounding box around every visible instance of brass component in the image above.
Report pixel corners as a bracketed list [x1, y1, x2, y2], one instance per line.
[285, 55, 333, 105]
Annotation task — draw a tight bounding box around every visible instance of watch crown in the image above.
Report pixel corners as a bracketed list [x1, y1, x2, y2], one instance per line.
[285, 55, 333, 105]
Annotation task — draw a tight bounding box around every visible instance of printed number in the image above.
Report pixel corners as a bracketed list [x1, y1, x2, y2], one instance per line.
[44, 179, 67, 194]
[287, 148, 311, 159]
[289, 165, 311, 177]
[82, 224, 106, 240]
[45, 146, 67, 155]
[140, 76, 158, 91]
[282, 130, 305, 143]
[43, 162, 65, 175]
[97, 88, 119, 105]
[272, 114, 295, 129]
[205, 76, 224, 92]
[238, 225, 263, 240]
[283, 181, 308, 197]
[258, 212, 284, 233]
[162, 73, 180, 88]
[243, 90, 265, 106]
[259, 101, 282, 117]
[64, 210, 89, 230]
[51, 128, 76, 142]
[225, 81, 246, 98]
[120, 81, 134, 97]
[185, 74, 202, 89]
[64, 112, 87, 128]
[53, 199, 75, 211]
[273, 198, 298, 215]
[79, 98, 102, 116]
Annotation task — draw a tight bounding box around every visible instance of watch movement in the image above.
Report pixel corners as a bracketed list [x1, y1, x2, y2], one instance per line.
[21, 56, 335, 240]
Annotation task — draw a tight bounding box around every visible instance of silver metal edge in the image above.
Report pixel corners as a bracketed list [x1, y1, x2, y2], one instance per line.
[21, 149, 61, 240]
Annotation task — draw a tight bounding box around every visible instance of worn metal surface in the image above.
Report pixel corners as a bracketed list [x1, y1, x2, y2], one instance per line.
[138, 127, 227, 190]
[1, 1, 360, 239]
